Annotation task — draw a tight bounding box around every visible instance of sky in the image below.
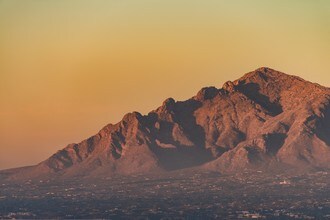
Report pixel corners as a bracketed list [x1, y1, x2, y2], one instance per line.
[0, 0, 330, 170]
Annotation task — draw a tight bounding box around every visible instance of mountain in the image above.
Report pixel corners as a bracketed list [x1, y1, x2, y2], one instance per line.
[2, 67, 330, 180]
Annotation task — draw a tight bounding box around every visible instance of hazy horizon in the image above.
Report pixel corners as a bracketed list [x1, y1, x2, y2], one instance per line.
[1, 0, 330, 170]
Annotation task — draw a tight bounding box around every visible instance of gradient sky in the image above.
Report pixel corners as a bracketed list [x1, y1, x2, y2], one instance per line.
[0, 0, 330, 170]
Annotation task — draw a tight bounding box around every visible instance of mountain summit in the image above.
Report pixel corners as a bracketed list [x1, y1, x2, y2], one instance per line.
[3, 67, 330, 180]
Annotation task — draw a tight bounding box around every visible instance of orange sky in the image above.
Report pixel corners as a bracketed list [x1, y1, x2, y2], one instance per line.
[0, 0, 330, 169]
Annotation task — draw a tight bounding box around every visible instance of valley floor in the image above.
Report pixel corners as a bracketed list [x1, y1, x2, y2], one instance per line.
[0, 170, 330, 219]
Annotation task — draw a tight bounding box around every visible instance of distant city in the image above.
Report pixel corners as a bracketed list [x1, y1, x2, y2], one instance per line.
[1, 170, 329, 219]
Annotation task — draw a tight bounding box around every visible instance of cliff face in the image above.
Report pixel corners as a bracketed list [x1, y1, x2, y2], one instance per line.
[4, 67, 330, 179]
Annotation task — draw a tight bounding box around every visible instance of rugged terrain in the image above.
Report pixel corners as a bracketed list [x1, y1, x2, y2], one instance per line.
[2, 67, 330, 180]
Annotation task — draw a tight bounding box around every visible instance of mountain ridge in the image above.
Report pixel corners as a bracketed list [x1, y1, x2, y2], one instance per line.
[2, 67, 330, 181]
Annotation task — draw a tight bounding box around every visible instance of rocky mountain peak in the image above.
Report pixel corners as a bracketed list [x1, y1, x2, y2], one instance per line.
[162, 98, 175, 109]
[195, 87, 219, 100]
[3, 67, 330, 181]
[122, 112, 143, 123]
